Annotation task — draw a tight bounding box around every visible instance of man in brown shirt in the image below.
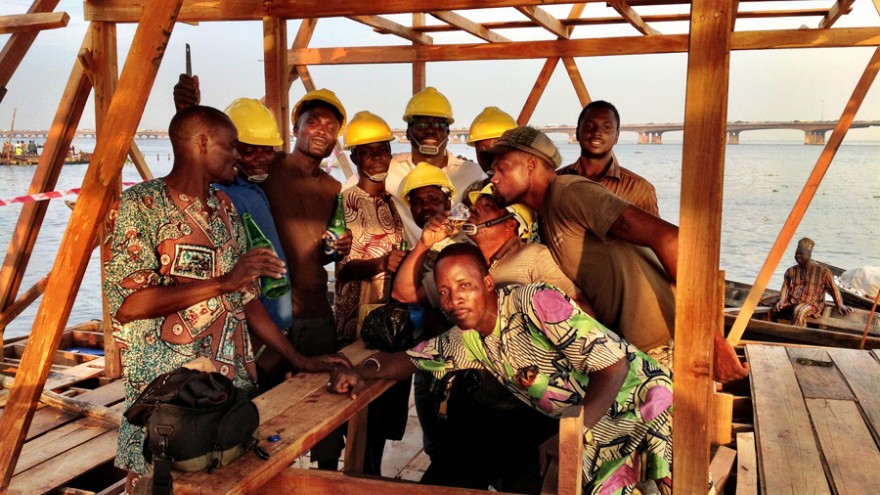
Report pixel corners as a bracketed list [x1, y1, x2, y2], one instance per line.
[557, 100, 660, 217]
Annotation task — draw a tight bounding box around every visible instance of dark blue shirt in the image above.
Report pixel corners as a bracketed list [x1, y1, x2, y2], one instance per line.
[215, 175, 293, 331]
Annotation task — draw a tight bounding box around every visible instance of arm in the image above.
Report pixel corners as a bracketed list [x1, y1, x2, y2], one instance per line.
[338, 249, 406, 281]
[775, 271, 792, 311]
[391, 214, 452, 304]
[824, 270, 852, 315]
[115, 247, 284, 324]
[581, 358, 628, 429]
[713, 329, 749, 382]
[173, 74, 200, 112]
[245, 300, 351, 372]
[328, 351, 417, 399]
[608, 205, 679, 281]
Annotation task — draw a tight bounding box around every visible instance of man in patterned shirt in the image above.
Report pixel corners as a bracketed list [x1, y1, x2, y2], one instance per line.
[328, 243, 674, 494]
[775, 237, 851, 326]
[104, 106, 349, 492]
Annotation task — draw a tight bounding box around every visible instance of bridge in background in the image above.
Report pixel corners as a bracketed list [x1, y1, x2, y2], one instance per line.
[3, 120, 879, 145]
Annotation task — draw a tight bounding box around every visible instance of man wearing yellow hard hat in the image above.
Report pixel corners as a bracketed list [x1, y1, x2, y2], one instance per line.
[384, 87, 485, 245]
[462, 106, 519, 207]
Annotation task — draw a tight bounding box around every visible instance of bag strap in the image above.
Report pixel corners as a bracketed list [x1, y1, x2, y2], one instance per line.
[152, 427, 174, 495]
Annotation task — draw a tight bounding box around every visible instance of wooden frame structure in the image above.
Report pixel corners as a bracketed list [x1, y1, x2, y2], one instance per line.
[1, 0, 878, 493]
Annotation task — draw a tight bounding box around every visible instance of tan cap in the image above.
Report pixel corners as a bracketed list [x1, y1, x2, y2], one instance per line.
[482, 126, 562, 169]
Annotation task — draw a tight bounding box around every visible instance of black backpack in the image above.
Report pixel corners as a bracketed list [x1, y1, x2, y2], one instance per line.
[124, 367, 268, 495]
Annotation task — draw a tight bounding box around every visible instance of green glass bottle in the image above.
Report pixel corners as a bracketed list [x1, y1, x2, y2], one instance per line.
[242, 212, 290, 299]
[324, 193, 347, 261]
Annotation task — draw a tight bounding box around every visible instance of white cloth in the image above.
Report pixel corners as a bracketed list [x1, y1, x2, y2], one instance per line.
[838, 266, 880, 299]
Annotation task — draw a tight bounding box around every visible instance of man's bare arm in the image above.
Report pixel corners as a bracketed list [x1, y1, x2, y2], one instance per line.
[608, 205, 678, 281]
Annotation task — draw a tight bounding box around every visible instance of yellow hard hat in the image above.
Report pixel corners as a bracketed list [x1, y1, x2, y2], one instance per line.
[291, 88, 347, 135]
[467, 107, 517, 145]
[400, 162, 456, 206]
[223, 98, 283, 147]
[344, 111, 395, 149]
[467, 184, 534, 239]
[403, 87, 454, 124]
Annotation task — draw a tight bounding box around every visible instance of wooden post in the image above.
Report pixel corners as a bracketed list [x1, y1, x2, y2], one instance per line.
[412, 13, 426, 94]
[92, 20, 122, 379]
[0, 1, 184, 489]
[0, 0, 62, 104]
[727, 46, 880, 346]
[675, 0, 734, 493]
[264, 17, 291, 152]
[518, 57, 559, 125]
[0, 28, 93, 346]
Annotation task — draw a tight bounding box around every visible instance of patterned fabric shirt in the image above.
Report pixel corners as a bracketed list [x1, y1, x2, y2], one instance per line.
[779, 261, 844, 326]
[103, 179, 258, 473]
[334, 185, 404, 344]
[407, 284, 673, 492]
[558, 157, 660, 217]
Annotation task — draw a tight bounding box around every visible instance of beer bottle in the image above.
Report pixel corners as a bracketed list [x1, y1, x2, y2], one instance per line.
[242, 213, 290, 299]
[324, 193, 347, 261]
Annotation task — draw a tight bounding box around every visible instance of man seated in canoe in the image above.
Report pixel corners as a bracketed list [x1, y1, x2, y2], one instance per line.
[775, 237, 852, 326]
[328, 242, 674, 494]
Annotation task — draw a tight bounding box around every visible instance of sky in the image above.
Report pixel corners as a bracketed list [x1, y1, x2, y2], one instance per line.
[2, 1, 880, 141]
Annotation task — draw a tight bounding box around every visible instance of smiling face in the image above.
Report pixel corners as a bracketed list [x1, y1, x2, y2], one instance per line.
[293, 105, 341, 159]
[576, 106, 619, 159]
[794, 245, 812, 268]
[435, 254, 496, 334]
[205, 123, 241, 185]
[408, 185, 451, 228]
[407, 116, 450, 152]
[234, 141, 276, 179]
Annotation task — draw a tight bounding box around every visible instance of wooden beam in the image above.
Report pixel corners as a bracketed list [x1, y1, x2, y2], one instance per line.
[674, 0, 734, 493]
[127, 142, 154, 180]
[348, 15, 433, 45]
[0, 12, 69, 35]
[518, 57, 558, 125]
[287, 18, 317, 87]
[415, 9, 836, 32]
[727, 47, 880, 346]
[84, 0, 578, 22]
[516, 6, 568, 38]
[0, 276, 48, 330]
[0, 27, 92, 344]
[430, 11, 511, 43]
[0, 0, 184, 489]
[288, 27, 880, 65]
[0, 0, 62, 103]
[263, 468, 523, 494]
[607, 0, 660, 35]
[264, 17, 291, 152]
[412, 13, 426, 94]
[557, 405, 584, 495]
[819, 0, 854, 29]
[562, 57, 591, 106]
[90, 20, 122, 380]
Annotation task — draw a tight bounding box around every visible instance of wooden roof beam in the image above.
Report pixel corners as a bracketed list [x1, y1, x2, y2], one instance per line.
[288, 18, 317, 86]
[607, 0, 660, 35]
[413, 9, 834, 32]
[288, 27, 880, 65]
[430, 11, 511, 42]
[0, 12, 69, 35]
[818, 0, 854, 29]
[348, 15, 433, 44]
[516, 6, 569, 38]
[0, 0, 62, 104]
[84, 0, 577, 22]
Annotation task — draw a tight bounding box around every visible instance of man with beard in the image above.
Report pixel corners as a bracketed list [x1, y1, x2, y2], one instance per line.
[557, 100, 659, 216]
[485, 126, 748, 383]
[383, 87, 485, 245]
[328, 243, 675, 495]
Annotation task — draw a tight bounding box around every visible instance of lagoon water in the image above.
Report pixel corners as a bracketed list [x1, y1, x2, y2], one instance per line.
[1, 138, 878, 338]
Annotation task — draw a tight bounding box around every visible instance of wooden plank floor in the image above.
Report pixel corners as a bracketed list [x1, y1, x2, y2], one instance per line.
[746, 344, 880, 495]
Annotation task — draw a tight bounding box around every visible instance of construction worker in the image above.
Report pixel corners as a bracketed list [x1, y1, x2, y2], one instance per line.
[462, 107, 518, 206]
[385, 87, 485, 245]
[215, 98, 294, 389]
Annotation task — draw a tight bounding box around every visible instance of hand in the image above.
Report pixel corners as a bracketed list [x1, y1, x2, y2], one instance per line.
[299, 353, 353, 372]
[838, 304, 853, 316]
[384, 249, 407, 273]
[335, 229, 353, 257]
[420, 212, 453, 249]
[774, 301, 785, 312]
[173, 74, 200, 112]
[328, 368, 366, 399]
[713, 332, 750, 383]
[537, 434, 560, 477]
[223, 247, 286, 292]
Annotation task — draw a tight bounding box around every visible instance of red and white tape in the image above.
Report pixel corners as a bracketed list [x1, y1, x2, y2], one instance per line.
[0, 182, 139, 207]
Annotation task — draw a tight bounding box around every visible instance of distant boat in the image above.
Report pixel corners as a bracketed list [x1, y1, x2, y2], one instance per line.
[0, 151, 92, 166]
[724, 271, 880, 349]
